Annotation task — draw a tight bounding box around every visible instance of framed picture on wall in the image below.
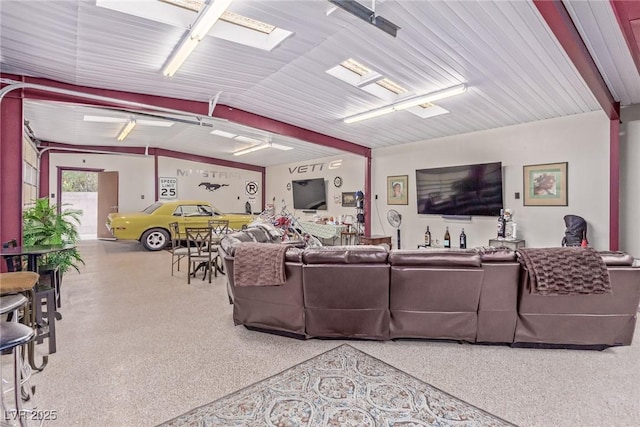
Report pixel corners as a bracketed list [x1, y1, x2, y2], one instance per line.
[387, 175, 408, 205]
[523, 162, 568, 206]
[341, 192, 357, 207]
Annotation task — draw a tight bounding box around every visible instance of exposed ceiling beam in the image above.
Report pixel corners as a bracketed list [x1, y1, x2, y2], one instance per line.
[534, 0, 619, 120]
[609, 0, 640, 77]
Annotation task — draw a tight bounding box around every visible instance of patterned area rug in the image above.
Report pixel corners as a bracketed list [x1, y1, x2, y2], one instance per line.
[159, 344, 514, 426]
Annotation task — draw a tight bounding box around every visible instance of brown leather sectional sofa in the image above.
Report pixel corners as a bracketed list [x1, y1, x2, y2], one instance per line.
[221, 231, 640, 349]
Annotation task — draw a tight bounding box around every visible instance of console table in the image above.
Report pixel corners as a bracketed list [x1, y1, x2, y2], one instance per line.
[488, 239, 525, 250]
[359, 235, 392, 249]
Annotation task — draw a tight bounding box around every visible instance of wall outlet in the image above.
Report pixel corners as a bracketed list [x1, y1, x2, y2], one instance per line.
[375, 194, 378, 199]
[141, 195, 144, 199]
[515, 192, 520, 199]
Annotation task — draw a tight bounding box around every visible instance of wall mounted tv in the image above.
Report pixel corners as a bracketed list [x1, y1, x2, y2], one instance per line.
[416, 162, 503, 216]
[291, 178, 327, 210]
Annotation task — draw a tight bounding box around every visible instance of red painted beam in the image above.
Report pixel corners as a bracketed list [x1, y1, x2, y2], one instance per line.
[0, 93, 23, 254]
[609, 116, 620, 250]
[2, 74, 370, 157]
[534, 0, 619, 120]
[610, 1, 640, 77]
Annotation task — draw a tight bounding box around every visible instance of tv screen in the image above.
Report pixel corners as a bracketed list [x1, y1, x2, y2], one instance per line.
[416, 162, 503, 216]
[291, 178, 327, 210]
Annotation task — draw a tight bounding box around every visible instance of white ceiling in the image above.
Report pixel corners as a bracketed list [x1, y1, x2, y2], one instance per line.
[1, 0, 639, 167]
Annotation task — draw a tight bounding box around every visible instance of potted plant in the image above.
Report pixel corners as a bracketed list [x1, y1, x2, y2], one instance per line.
[22, 197, 84, 275]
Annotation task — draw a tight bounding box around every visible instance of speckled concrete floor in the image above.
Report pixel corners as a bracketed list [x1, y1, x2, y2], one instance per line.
[11, 240, 640, 427]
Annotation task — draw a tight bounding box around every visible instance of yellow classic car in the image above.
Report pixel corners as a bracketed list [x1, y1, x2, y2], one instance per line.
[106, 200, 254, 251]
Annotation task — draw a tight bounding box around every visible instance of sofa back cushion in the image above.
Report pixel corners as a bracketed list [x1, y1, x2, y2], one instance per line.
[389, 249, 481, 267]
[302, 245, 388, 264]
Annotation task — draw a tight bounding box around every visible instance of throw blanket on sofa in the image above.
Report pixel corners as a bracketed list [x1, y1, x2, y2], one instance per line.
[233, 242, 289, 287]
[516, 247, 611, 295]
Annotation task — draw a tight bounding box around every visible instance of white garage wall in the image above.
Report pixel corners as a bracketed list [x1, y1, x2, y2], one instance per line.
[266, 153, 366, 221]
[371, 111, 611, 251]
[157, 157, 262, 214]
[48, 153, 155, 212]
[620, 104, 640, 258]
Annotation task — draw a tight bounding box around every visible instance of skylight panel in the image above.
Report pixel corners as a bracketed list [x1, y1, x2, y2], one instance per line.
[160, 0, 203, 12]
[220, 11, 276, 34]
[376, 78, 407, 95]
[340, 58, 372, 76]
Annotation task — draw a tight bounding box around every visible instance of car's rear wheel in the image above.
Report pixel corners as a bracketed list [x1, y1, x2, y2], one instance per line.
[141, 228, 169, 251]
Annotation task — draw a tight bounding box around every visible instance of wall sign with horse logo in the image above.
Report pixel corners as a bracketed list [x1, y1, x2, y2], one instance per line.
[199, 182, 229, 192]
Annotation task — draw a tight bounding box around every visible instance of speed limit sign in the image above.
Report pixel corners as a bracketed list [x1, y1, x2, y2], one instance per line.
[159, 177, 177, 199]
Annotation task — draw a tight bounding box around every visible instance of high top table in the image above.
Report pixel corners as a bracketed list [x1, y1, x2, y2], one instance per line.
[1, 243, 74, 371]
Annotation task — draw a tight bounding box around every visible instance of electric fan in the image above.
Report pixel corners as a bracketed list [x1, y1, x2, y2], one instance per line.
[387, 209, 402, 249]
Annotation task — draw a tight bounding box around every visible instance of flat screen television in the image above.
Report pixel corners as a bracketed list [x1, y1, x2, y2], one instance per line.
[416, 162, 503, 216]
[291, 178, 327, 210]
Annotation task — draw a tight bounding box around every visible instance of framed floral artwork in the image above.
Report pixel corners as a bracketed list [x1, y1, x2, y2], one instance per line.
[523, 162, 568, 206]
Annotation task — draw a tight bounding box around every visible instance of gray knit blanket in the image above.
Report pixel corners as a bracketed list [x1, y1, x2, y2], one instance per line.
[516, 247, 611, 295]
[233, 242, 289, 287]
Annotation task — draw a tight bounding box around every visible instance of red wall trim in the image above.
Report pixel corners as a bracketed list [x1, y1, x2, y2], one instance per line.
[609, 116, 620, 250]
[534, 0, 619, 120]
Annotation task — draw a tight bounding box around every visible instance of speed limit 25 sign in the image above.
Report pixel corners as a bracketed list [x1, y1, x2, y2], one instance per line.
[159, 177, 177, 199]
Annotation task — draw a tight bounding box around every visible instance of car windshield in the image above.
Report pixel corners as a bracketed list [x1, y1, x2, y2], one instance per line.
[142, 202, 163, 214]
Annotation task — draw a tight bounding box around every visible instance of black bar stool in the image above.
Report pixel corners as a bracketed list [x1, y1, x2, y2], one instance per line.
[1, 297, 36, 427]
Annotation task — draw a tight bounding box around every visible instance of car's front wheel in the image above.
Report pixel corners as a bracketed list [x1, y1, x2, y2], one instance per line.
[141, 228, 170, 251]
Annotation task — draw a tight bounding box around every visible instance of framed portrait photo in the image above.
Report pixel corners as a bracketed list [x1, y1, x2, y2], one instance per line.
[387, 175, 408, 205]
[523, 162, 568, 206]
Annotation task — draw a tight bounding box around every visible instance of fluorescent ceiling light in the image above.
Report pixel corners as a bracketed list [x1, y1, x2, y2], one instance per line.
[116, 119, 136, 141]
[270, 143, 293, 151]
[162, 36, 200, 77]
[211, 129, 237, 138]
[84, 115, 126, 123]
[328, 0, 400, 38]
[394, 84, 467, 110]
[343, 84, 467, 124]
[191, 0, 234, 40]
[344, 106, 395, 124]
[234, 135, 264, 144]
[233, 144, 270, 156]
[162, 0, 233, 77]
[136, 119, 174, 127]
[84, 115, 174, 127]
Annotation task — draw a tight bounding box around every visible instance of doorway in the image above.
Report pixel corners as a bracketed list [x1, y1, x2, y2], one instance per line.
[59, 169, 99, 240]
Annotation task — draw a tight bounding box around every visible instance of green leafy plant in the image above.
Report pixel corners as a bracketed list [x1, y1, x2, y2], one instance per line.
[22, 198, 84, 274]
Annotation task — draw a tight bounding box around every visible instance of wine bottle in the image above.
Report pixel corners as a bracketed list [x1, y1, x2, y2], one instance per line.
[459, 228, 467, 249]
[444, 226, 451, 248]
[497, 209, 506, 238]
[424, 226, 431, 246]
